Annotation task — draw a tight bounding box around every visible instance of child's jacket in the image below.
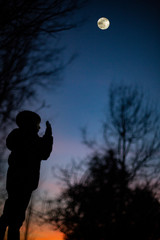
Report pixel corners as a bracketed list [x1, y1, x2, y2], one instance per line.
[6, 128, 53, 191]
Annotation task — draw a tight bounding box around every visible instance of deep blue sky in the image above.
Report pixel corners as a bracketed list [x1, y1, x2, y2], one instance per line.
[30, 0, 160, 193]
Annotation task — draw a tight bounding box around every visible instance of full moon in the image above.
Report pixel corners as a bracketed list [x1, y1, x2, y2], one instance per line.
[97, 17, 110, 30]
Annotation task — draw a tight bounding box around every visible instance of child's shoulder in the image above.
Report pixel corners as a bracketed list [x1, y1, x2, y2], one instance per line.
[6, 128, 21, 150]
[7, 128, 20, 137]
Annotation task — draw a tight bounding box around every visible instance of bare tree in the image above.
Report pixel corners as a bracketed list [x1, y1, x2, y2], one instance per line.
[0, 0, 86, 128]
[101, 84, 160, 188]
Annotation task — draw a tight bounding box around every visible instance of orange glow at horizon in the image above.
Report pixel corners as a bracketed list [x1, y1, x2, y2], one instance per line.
[20, 226, 64, 240]
[34, 230, 64, 240]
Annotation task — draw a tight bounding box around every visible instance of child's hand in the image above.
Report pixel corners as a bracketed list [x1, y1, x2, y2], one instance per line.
[45, 121, 52, 136]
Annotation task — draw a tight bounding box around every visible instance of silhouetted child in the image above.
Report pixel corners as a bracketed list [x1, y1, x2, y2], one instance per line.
[0, 110, 53, 240]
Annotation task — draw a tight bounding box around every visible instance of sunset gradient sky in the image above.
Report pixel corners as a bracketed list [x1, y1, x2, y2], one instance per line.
[8, 0, 160, 239]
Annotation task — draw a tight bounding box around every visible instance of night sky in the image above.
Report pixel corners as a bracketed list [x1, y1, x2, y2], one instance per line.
[14, 0, 160, 238]
[35, 0, 160, 188]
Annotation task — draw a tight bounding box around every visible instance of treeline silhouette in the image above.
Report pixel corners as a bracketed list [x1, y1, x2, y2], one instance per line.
[41, 85, 160, 240]
[43, 149, 160, 240]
